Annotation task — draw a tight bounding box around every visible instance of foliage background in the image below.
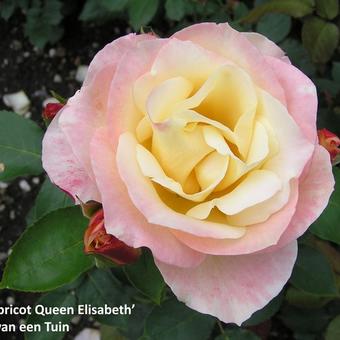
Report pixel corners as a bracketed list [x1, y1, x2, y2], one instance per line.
[0, 0, 340, 339]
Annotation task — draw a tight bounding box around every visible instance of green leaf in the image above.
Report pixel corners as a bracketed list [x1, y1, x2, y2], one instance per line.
[233, 2, 249, 21]
[241, 0, 315, 23]
[286, 286, 331, 309]
[143, 298, 216, 340]
[79, 0, 109, 21]
[279, 304, 330, 333]
[0, 110, 44, 181]
[314, 78, 340, 97]
[243, 291, 284, 326]
[0, 207, 93, 291]
[24, 0, 64, 48]
[256, 13, 291, 43]
[27, 178, 73, 225]
[101, 0, 128, 11]
[79, 0, 127, 21]
[326, 315, 340, 340]
[332, 62, 340, 82]
[280, 38, 316, 76]
[0, 0, 16, 20]
[0, 0, 29, 20]
[311, 168, 340, 244]
[128, 0, 159, 31]
[215, 328, 260, 340]
[76, 268, 132, 328]
[302, 16, 339, 64]
[290, 245, 338, 296]
[316, 0, 339, 19]
[165, 0, 186, 21]
[124, 249, 165, 304]
[123, 302, 153, 339]
[101, 325, 127, 340]
[25, 290, 76, 340]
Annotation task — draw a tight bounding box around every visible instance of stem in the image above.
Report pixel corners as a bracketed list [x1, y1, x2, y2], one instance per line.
[217, 319, 225, 334]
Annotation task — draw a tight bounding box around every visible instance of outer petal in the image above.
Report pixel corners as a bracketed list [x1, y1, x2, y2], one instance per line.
[83, 33, 154, 105]
[108, 38, 169, 137]
[271, 145, 334, 249]
[156, 241, 297, 325]
[173, 22, 286, 105]
[265, 56, 318, 144]
[58, 34, 155, 182]
[42, 111, 100, 202]
[90, 127, 206, 268]
[242, 32, 290, 63]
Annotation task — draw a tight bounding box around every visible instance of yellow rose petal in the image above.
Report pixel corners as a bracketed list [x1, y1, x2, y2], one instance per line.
[187, 170, 282, 218]
[137, 145, 229, 202]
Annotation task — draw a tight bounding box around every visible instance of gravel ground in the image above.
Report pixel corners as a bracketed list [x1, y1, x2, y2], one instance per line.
[0, 11, 129, 340]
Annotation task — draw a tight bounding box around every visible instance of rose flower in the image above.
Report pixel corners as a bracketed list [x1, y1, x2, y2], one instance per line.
[42, 23, 334, 324]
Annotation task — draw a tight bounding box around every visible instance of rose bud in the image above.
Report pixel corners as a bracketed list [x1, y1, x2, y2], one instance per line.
[42, 102, 64, 123]
[318, 129, 340, 163]
[84, 209, 140, 265]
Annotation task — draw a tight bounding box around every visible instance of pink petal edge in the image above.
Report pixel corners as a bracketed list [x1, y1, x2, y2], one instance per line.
[266, 56, 318, 144]
[173, 22, 286, 105]
[156, 241, 298, 325]
[268, 145, 335, 250]
[42, 111, 100, 203]
[242, 32, 290, 63]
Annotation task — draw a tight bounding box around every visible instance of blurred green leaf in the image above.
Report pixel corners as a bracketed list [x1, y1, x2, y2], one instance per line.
[124, 249, 165, 304]
[128, 0, 159, 31]
[302, 16, 339, 63]
[290, 245, 338, 296]
[315, 78, 340, 96]
[326, 315, 340, 340]
[0, 0, 16, 20]
[165, 0, 186, 21]
[280, 38, 316, 76]
[215, 329, 260, 340]
[241, 0, 315, 23]
[243, 291, 284, 326]
[101, 325, 127, 340]
[280, 304, 330, 333]
[256, 13, 291, 43]
[143, 298, 215, 340]
[76, 268, 132, 328]
[316, 0, 339, 20]
[0, 111, 44, 181]
[310, 168, 340, 245]
[27, 178, 73, 225]
[286, 286, 331, 309]
[332, 62, 340, 82]
[79, 0, 127, 21]
[0, 207, 93, 291]
[0, 0, 29, 20]
[233, 2, 249, 21]
[123, 302, 153, 339]
[25, 290, 76, 340]
[24, 0, 64, 48]
[101, 0, 128, 11]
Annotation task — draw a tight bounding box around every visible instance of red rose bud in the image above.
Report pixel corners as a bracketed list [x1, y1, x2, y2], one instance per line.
[84, 209, 140, 265]
[42, 102, 64, 122]
[318, 128, 340, 163]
